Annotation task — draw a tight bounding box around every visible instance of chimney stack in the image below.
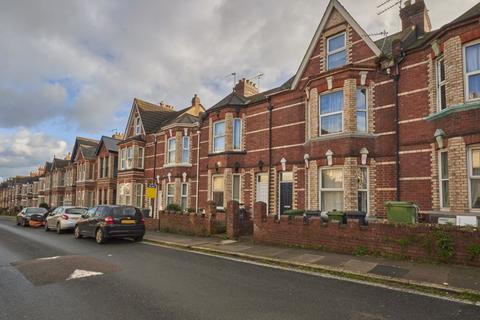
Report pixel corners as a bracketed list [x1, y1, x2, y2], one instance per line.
[400, 0, 431, 37]
[64, 152, 71, 161]
[112, 132, 124, 140]
[234, 78, 259, 97]
[159, 101, 176, 111]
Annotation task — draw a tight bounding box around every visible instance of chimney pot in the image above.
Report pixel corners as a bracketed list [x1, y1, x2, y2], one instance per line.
[234, 77, 259, 97]
[400, 0, 431, 37]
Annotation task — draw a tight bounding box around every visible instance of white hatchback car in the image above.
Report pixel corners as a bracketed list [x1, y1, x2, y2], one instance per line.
[45, 206, 88, 234]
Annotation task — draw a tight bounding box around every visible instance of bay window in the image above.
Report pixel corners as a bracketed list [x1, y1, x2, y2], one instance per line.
[182, 136, 190, 163]
[465, 42, 480, 101]
[320, 168, 344, 212]
[118, 183, 131, 205]
[181, 183, 188, 210]
[167, 138, 176, 164]
[120, 149, 126, 170]
[469, 147, 480, 209]
[320, 91, 343, 135]
[439, 151, 449, 209]
[358, 167, 368, 213]
[327, 32, 346, 70]
[233, 118, 242, 151]
[356, 88, 367, 132]
[213, 121, 226, 152]
[212, 175, 224, 209]
[166, 183, 175, 206]
[436, 57, 447, 110]
[127, 147, 133, 169]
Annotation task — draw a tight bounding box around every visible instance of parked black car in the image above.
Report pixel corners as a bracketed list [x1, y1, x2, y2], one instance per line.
[74, 205, 145, 244]
[16, 207, 48, 227]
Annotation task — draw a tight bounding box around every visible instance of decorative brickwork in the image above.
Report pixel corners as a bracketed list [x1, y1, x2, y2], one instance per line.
[308, 161, 319, 210]
[368, 159, 377, 215]
[309, 88, 319, 139]
[343, 79, 357, 133]
[431, 144, 440, 210]
[343, 157, 358, 211]
[447, 137, 469, 212]
[269, 167, 277, 215]
[367, 84, 375, 133]
[444, 36, 464, 107]
[427, 54, 437, 114]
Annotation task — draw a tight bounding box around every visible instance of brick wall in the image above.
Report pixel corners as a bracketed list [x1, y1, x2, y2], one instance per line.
[253, 203, 480, 267]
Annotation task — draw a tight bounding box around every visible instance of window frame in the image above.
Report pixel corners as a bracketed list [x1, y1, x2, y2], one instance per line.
[358, 167, 369, 214]
[232, 174, 241, 202]
[319, 167, 345, 212]
[180, 182, 188, 210]
[319, 90, 344, 136]
[213, 121, 226, 153]
[232, 118, 242, 151]
[464, 41, 480, 102]
[135, 117, 142, 135]
[356, 88, 368, 133]
[167, 137, 176, 164]
[166, 183, 175, 206]
[436, 57, 447, 111]
[468, 145, 480, 210]
[439, 150, 450, 209]
[134, 183, 143, 208]
[211, 175, 225, 209]
[182, 136, 190, 163]
[326, 32, 347, 71]
[126, 147, 133, 169]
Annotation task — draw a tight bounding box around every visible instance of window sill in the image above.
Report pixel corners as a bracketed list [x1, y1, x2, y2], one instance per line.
[162, 163, 192, 169]
[309, 132, 375, 142]
[208, 151, 247, 156]
[425, 101, 480, 121]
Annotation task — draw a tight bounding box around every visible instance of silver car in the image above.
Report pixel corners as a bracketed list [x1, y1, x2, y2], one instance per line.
[45, 206, 87, 234]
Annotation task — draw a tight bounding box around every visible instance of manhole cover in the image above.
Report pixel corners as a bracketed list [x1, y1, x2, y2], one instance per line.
[12, 255, 120, 286]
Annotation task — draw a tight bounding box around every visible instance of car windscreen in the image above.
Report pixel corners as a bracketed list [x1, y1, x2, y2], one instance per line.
[109, 207, 141, 218]
[65, 208, 87, 215]
[27, 208, 48, 214]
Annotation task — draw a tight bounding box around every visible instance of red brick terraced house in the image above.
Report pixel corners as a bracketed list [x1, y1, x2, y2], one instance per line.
[95, 135, 122, 205]
[119, 0, 480, 221]
[50, 158, 70, 207]
[72, 137, 100, 207]
[1, 0, 480, 223]
[63, 160, 77, 206]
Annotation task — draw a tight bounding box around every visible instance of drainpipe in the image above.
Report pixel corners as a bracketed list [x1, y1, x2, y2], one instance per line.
[304, 87, 310, 210]
[195, 129, 201, 213]
[393, 53, 405, 202]
[267, 97, 273, 216]
[152, 134, 158, 218]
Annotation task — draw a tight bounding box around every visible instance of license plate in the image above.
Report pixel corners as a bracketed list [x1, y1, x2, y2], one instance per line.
[121, 220, 135, 224]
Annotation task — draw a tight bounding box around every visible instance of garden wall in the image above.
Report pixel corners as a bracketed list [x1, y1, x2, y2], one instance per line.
[252, 202, 480, 267]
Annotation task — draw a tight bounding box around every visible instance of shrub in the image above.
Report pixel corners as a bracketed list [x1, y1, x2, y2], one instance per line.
[467, 244, 480, 261]
[283, 209, 304, 217]
[166, 203, 182, 212]
[187, 207, 196, 213]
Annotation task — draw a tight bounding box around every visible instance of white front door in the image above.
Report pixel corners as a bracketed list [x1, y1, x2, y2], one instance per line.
[256, 173, 268, 212]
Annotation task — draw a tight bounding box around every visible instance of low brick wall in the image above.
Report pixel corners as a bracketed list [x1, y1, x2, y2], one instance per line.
[252, 203, 480, 267]
[145, 201, 225, 237]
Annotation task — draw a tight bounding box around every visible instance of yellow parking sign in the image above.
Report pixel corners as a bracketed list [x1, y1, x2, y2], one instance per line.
[146, 186, 156, 199]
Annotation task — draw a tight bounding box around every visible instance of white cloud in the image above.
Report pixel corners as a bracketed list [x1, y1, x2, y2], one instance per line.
[0, 129, 67, 178]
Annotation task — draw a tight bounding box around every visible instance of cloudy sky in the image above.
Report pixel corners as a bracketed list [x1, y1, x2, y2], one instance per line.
[0, 0, 477, 180]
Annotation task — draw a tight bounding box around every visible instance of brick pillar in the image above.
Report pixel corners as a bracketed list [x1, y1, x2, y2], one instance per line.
[205, 200, 217, 235]
[444, 36, 464, 107]
[343, 78, 357, 133]
[225, 112, 233, 151]
[309, 88, 319, 139]
[175, 131, 182, 164]
[254, 201, 267, 224]
[448, 137, 469, 212]
[344, 157, 359, 211]
[226, 200, 240, 239]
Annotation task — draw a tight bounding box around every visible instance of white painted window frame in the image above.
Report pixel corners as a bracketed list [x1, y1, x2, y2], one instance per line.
[467, 145, 480, 211]
[166, 183, 175, 206]
[182, 136, 190, 163]
[232, 174, 241, 202]
[318, 167, 345, 213]
[358, 166, 369, 214]
[439, 150, 449, 210]
[464, 40, 480, 102]
[319, 89, 344, 136]
[211, 174, 225, 209]
[213, 120, 226, 153]
[181, 182, 188, 210]
[326, 32, 347, 71]
[135, 117, 142, 135]
[232, 118, 242, 151]
[356, 87, 368, 133]
[167, 137, 176, 164]
[436, 57, 447, 111]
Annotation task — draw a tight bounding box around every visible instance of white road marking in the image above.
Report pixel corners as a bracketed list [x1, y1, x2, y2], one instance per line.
[66, 269, 103, 281]
[38, 256, 60, 260]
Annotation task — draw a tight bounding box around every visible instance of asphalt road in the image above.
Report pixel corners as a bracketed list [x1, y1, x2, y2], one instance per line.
[0, 218, 478, 320]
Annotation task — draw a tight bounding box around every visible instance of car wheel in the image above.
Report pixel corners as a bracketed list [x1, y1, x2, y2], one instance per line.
[74, 226, 82, 239]
[56, 223, 62, 234]
[95, 228, 105, 244]
[44, 222, 50, 231]
[134, 236, 144, 242]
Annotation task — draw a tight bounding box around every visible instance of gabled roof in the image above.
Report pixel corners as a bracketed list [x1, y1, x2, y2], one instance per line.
[291, 0, 381, 89]
[44, 161, 53, 172]
[80, 145, 97, 160]
[95, 136, 121, 155]
[210, 92, 249, 110]
[72, 136, 99, 162]
[51, 158, 70, 170]
[131, 98, 178, 134]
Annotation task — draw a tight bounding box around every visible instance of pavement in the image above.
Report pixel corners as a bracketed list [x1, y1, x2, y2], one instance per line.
[142, 231, 480, 298]
[1, 216, 479, 320]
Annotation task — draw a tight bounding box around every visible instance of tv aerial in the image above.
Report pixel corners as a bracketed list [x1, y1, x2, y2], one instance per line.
[377, 0, 402, 15]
